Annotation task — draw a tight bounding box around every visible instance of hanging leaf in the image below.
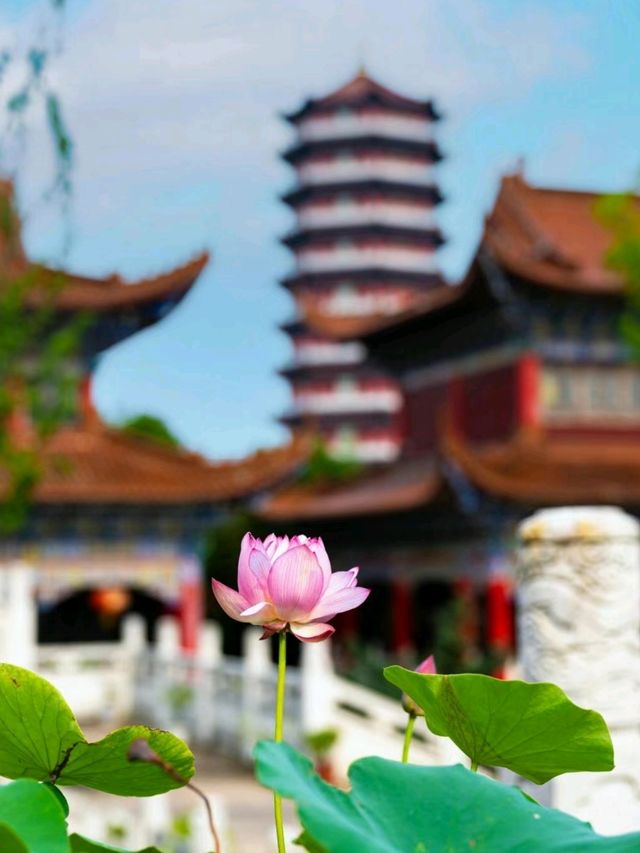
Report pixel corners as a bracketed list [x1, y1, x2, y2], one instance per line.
[58, 726, 194, 796]
[0, 665, 194, 796]
[255, 741, 640, 853]
[384, 667, 613, 783]
[0, 663, 84, 781]
[69, 834, 163, 853]
[0, 779, 69, 853]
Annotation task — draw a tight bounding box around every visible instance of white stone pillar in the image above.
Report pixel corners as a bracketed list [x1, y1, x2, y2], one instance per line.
[242, 628, 272, 758]
[300, 637, 335, 733]
[517, 506, 640, 834]
[118, 613, 147, 721]
[194, 621, 223, 742]
[1, 562, 37, 671]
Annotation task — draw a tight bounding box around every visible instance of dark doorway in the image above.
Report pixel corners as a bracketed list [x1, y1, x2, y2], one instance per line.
[38, 587, 166, 644]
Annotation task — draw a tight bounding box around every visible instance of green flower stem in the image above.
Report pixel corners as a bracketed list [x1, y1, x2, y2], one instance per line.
[274, 630, 287, 853]
[401, 712, 416, 764]
[470, 760, 479, 773]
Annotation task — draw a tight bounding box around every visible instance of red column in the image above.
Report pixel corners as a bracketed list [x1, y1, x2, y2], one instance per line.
[79, 374, 100, 427]
[517, 353, 540, 430]
[453, 579, 479, 661]
[447, 376, 465, 436]
[486, 575, 514, 679]
[179, 556, 203, 654]
[391, 579, 414, 656]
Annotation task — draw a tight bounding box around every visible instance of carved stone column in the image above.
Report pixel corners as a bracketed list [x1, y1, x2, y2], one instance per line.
[517, 506, 640, 834]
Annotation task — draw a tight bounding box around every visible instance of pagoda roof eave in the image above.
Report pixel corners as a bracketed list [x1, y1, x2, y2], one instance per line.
[281, 180, 444, 207]
[281, 223, 445, 250]
[283, 72, 440, 125]
[280, 267, 445, 290]
[479, 172, 630, 296]
[442, 426, 640, 506]
[282, 135, 443, 164]
[256, 454, 441, 521]
[8, 419, 311, 506]
[279, 410, 397, 428]
[30, 252, 210, 313]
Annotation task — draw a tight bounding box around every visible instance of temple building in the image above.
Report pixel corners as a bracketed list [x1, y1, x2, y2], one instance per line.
[259, 172, 640, 670]
[278, 70, 445, 463]
[0, 179, 308, 650]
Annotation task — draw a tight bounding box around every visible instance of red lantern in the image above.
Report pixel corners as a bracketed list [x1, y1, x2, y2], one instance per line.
[90, 587, 132, 618]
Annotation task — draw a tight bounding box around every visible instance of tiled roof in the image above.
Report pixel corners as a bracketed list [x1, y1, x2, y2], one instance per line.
[482, 173, 625, 294]
[0, 179, 209, 312]
[257, 455, 440, 520]
[8, 419, 310, 505]
[443, 427, 640, 505]
[297, 284, 460, 341]
[285, 71, 439, 122]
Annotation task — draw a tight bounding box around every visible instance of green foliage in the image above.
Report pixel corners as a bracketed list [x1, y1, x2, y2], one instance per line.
[0, 0, 84, 531]
[0, 779, 69, 853]
[58, 725, 194, 796]
[0, 664, 194, 796]
[0, 825, 29, 853]
[69, 835, 163, 853]
[255, 741, 640, 853]
[595, 192, 640, 357]
[297, 439, 362, 485]
[121, 413, 181, 449]
[384, 667, 613, 783]
[305, 728, 338, 757]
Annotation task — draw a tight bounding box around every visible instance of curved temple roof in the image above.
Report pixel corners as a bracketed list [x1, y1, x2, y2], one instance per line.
[0, 178, 209, 314]
[2, 417, 311, 506]
[285, 70, 440, 123]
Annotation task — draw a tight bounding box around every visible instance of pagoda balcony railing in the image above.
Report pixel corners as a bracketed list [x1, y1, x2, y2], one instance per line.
[320, 290, 409, 316]
[292, 388, 402, 414]
[298, 160, 434, 186]
[294, 342, 366, 365]
[295, 247, 437, 274]
[297, 114, 433, 143]
[296, 202, 435, 229]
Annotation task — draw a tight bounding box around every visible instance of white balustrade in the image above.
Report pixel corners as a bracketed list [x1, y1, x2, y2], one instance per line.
[293, 388, 402, 414]
[296, 201, 434, 229]
[294, 341, 366, 365]
[298, 113, 433, 143]
[298, 159, 433, 186]
[296, 246, 437, 274]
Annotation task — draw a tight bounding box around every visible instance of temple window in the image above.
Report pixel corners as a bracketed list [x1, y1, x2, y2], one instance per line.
[542, 365, 640, 421]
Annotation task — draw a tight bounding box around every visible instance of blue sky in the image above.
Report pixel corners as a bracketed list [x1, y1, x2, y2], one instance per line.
[2, 0, 640, 459]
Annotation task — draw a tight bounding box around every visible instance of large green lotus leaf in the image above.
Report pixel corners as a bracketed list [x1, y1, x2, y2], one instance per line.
[58, 726, 194, 796]
[384, 667, 614, 784]
[69, 834, 162, 853]
[254, 740, 640, 853]
[0, 778, 70, 853]
[0, 826, 29, 853]
[0, 664, 84, 781]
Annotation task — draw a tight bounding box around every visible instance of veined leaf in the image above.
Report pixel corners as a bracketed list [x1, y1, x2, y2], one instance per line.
[0, 665, 194, 796]
[384, 667, 613, 784]
[59, 726, 194, 796]
[255, 741, 639, 853]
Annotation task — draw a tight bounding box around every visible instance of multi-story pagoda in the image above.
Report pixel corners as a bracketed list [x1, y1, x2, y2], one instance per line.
[278, 70, 445, 462]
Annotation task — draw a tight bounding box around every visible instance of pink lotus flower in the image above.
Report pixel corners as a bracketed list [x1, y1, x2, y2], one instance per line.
[415, 654, 437, 675]
[211, 533, 370, 643]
